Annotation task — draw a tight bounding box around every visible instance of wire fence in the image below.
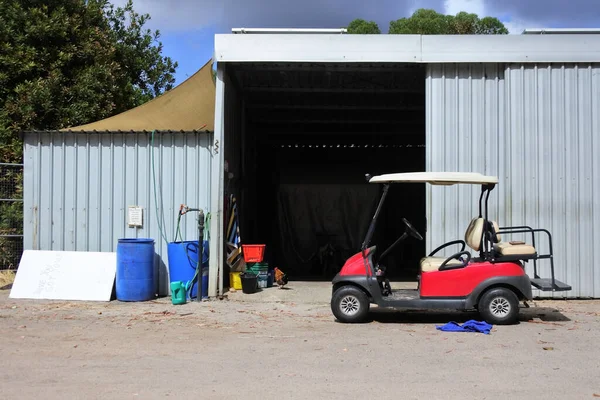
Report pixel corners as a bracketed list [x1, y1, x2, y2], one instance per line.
[0, 163, 23, 270]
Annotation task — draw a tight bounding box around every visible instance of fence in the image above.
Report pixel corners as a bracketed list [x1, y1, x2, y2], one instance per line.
[0, 163, 23, 270]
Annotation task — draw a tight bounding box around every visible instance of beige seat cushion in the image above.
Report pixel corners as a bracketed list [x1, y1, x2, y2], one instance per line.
[489, 221, 537, 255]
[420, 256, 465, 272]
[464, 218, 485, 251]
[493, 241, 536, 256]
[491, 221, 501, 242]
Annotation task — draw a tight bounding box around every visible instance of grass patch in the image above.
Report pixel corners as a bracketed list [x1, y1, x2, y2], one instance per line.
[0, 270, 16, 290]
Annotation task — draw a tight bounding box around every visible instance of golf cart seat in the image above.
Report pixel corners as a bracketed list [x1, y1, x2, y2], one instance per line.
[419, 217, 484, 272]
[489, 221, 537, 257]
[420, 257, 464, 272]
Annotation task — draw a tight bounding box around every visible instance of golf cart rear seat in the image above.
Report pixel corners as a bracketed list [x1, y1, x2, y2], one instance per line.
[494, 241, 536, 256]
[484, 220, 571, 291]
[420, 217, 484, 272]
[489, 221, 537, 257]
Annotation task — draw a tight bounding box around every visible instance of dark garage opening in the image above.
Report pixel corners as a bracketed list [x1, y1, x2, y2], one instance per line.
[224, 62, 426, 281]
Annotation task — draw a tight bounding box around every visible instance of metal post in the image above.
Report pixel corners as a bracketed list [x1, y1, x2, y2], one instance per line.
[208, 62, 226, 298]
[197, 209, 204, 301]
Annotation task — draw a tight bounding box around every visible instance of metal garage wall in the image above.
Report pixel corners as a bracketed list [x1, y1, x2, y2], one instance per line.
[426, 62, 600, 298]
[23, 131, 213, 296]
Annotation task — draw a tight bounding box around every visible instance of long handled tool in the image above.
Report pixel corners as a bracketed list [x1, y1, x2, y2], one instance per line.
[180, 205, 207, 301]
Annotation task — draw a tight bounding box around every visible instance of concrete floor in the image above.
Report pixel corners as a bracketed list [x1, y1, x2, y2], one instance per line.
[1, 282, 600, 399]
[225, 280, 416, 303]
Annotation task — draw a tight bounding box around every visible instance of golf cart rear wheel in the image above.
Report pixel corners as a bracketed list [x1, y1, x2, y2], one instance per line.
[478, 287, 520, 325]
[331, 285, 370, 323]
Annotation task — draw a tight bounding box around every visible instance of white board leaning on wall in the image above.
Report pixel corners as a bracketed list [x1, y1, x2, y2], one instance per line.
[10, 250, 117, 302]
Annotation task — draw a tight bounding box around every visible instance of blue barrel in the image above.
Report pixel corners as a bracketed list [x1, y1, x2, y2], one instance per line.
[116, 238, 156, 301]
[167, 240, 209, 299]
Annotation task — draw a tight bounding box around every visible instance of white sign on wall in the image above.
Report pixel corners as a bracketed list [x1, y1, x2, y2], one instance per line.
[128, 206, 143, 227]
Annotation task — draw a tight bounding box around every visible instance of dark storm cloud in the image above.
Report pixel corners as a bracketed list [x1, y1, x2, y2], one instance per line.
[122, 0, 446, 33]
[117, 0, 600, 35]
[484, 0, 600, 27]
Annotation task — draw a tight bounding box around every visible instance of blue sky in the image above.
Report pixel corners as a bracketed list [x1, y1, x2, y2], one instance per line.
[113, 0, 600, 84]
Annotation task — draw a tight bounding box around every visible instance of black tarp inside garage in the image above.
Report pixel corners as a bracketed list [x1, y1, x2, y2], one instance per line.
[225, 62, 427, 280]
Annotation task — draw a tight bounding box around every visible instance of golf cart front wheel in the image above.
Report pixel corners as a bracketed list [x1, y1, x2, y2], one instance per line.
[478, 287, 520, 325]
[331, 285, 370, 323]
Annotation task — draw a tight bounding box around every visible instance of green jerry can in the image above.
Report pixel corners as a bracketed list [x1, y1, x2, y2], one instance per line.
[170, 281, 187, 305]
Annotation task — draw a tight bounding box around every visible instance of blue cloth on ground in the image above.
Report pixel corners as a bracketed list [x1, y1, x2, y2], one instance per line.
[435, 320, 492, 334]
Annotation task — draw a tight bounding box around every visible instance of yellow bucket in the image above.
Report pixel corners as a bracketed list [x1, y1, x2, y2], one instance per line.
[229, 272, 242, 290]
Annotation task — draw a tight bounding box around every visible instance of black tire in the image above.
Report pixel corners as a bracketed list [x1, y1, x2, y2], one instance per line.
[331, 285, 370, 323]
[478, 287, 520, 325]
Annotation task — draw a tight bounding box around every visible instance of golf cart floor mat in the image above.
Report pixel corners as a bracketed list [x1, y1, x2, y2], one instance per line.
[385, 289, 419, 301]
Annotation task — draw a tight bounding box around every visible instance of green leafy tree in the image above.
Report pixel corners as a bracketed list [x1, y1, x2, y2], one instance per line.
[105, 1, 178, 105]
[0, 0, 178, 163]
[0, 0, 177, 268]
[347, 19, 381, 34]
[389, 8, 508, 35]
[475, 16, 511, 35]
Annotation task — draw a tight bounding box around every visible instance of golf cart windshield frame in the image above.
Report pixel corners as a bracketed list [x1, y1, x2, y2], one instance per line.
[361, 182, 389, 251]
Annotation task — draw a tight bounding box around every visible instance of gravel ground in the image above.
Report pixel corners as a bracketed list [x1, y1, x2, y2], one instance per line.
[1, 283, 599, 400]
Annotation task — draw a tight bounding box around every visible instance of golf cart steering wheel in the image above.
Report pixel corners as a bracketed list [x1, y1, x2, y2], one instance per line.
[402, 218, 423, 241]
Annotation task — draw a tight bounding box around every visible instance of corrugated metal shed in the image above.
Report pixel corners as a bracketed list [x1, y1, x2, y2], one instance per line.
[215, 33, 600, 63]
[426, 62, 600, 298]
[23, 130, 213, 296]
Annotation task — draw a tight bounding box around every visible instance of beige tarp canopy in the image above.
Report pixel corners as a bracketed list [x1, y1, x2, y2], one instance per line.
[65, 59, 215, 132]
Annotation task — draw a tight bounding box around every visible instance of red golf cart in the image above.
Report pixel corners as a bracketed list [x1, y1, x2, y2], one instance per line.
[330, 172, 571, 325]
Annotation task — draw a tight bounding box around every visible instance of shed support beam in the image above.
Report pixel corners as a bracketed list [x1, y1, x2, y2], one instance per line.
[209, 62, 226, 298]
[245, 104, 424, 111]
[242, 87, 422, 94]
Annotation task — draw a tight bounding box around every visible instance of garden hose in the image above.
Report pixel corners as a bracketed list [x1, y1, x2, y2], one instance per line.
[150, 130, 169, 245]
[176, 209, 211, 298]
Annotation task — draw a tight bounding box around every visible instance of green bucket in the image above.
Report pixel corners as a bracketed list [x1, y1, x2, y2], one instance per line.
[170, 281, 187, 305]
[247, 262, 268, 275]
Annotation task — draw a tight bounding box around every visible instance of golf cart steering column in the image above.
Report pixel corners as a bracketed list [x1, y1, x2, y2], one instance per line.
[378, 218, 424, 261]
[379, 232, 409, 261]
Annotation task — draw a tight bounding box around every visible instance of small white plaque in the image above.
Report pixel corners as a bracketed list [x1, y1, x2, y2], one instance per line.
[128, 206, 143, 227]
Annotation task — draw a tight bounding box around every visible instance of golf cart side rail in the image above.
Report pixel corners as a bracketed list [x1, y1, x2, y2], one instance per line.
[495, 225, 561, 291]
[428, 240, 466, 257]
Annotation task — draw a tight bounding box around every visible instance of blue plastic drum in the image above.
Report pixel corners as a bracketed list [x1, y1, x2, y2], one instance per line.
[115, 238, 156, 301]
[167, 240, 209, 299]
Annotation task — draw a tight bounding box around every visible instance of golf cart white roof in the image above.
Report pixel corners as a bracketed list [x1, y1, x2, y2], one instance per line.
[369, 172, 498, 185]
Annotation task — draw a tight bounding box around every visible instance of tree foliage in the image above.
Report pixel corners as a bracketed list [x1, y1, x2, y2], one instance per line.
[0, 0, 178, 163]
[388, 9, 508, 35]
[346, 9, 508, 36]
[347, 19, 381, 34]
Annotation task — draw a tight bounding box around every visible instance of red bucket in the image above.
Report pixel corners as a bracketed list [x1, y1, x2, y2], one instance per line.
[242, 244, 266, 263]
